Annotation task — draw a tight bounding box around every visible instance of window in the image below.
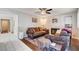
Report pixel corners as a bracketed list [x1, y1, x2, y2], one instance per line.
[64, 16, 72, 28]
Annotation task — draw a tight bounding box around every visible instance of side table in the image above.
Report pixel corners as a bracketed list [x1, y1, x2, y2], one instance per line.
[18, 32, 24, 39]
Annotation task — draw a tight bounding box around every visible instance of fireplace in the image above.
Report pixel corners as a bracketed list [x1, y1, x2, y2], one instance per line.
[51, 28, 60, 34]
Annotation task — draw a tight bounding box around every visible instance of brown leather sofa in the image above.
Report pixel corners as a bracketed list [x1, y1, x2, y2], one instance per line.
[26, 27, 49, 39]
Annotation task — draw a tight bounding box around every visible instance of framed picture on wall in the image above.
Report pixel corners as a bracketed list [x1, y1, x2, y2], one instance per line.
[32, 17, 37, 23]
[52, 18, 58, 23]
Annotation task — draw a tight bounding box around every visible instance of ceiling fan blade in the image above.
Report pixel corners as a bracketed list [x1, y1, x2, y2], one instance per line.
[37, 8, 52, 14]
[42, 8, 47, 10]
[47, 9, 52, 11]
[46, 11, 51, 14]
[39, 8, 47, 11]
[39, 8, 42, 11]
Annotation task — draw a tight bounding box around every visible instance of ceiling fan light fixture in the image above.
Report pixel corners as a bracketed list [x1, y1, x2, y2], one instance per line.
[41, 11, 46, 14]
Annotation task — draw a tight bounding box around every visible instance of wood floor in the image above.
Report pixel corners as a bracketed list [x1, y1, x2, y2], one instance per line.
[21, 37, 79, 51]
[71, 38, 79, 51]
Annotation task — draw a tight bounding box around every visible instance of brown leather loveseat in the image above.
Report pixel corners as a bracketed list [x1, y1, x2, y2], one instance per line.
[26, 27, 49, 39]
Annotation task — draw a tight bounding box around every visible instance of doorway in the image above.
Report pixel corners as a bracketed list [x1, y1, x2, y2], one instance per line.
[1, 19, 10, 33]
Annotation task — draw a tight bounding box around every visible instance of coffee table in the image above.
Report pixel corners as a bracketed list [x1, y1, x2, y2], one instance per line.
[36, 37, 51, 50]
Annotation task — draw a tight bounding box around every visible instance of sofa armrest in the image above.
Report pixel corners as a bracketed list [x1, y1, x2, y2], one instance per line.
[54, 41, 64, 45]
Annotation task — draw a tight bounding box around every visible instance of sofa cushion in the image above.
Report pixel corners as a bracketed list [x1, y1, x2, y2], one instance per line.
[40, 31, 46, 33]
[29, 29, 35, 34]
[27, 28, 35, 34]
[38, 27, 41, 31]
[39, 27, 44, 31]
[54, 40, 64, 45]
[33, 32, 41, 36]
[45, 34, 54, 39]
[33, 31, 46, 36]
[60, 31, 70, 36]
[62, 28, 71, 33]
[45, 35, 62, 42]
[34, 28, 39, 32]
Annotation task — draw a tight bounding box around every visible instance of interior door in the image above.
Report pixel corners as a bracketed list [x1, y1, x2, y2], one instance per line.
[1, 19, 10, 33]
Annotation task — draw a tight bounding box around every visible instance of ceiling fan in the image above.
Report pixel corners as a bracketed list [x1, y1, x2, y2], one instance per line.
[36, 8, 52, 14]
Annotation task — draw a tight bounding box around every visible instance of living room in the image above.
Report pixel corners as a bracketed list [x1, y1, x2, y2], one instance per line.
[1, 0, 79, 59]
[0, 8, 79, 51]
[13, 8, 78, 51]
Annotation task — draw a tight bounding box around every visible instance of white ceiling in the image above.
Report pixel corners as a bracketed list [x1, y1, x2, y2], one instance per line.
[9, 8, 77, 16]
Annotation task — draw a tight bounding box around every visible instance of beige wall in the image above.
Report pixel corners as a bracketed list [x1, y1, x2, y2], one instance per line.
[77, 9, 79, 38]
[36, 12, 77, 35]
[0, 9, 78, 38]
[0, 11, 18, 37]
